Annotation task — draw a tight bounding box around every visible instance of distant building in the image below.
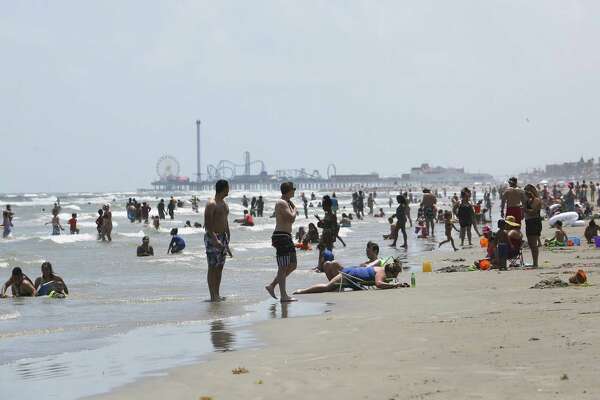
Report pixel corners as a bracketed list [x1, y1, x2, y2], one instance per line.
[545, 157, 595, 178]
[518, 156, 600, 182]
[402, 164, 493, 184]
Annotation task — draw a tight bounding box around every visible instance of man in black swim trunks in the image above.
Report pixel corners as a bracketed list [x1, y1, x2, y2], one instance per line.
[265, 182, 298, 302]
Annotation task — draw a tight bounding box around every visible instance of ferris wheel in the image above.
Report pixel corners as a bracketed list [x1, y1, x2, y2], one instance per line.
[156, 155, 181, 179]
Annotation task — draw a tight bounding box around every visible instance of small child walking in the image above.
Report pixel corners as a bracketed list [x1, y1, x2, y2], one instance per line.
[438, 211, 459, 251]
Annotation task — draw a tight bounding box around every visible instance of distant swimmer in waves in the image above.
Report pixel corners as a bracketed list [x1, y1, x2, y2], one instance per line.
[45, 215, 64, 235]
[68, 213, 80, 234]
[137, 236, 154, 257]
[294, 260, 403, 294]
[374, 208, 385, 218]
[234, 210, 255, 226]
[167, 228, 186, 254]
[34, 262, 69, 297]
[2, 204, 14, 238]
[0, 267, 36, 298]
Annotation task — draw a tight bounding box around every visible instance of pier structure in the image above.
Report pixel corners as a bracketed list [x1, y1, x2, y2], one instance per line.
[147, 120, 494, 192]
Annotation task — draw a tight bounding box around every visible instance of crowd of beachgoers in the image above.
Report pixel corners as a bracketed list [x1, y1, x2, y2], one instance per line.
[2, 178, 599, 300]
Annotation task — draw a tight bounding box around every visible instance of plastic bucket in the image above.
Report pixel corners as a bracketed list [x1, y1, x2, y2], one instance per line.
[595, 236, 600, 248]
[479, 259, 491, 270]
[568, 236, 581, 246]
[422, 260, 432, 272]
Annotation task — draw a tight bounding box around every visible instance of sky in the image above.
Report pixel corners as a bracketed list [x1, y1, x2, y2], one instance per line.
[2, 0, 599, 193]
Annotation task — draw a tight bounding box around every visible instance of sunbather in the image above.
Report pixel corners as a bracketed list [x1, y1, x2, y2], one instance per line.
[293, 260, 403, 294]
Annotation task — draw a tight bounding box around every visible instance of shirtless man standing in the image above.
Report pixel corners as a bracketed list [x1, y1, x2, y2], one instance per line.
[500, 177, 526, 225]
[266, 182, 298, 302]
[204, 180, 231, 302]
[420, 189, 437, 237]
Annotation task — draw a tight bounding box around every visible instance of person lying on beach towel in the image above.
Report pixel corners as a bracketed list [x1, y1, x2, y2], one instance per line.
[318, 241, 383, 279]
[293, 260, 403, 294]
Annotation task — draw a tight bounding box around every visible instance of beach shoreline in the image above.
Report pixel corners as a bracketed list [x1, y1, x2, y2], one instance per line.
[92, 225, 600, 400]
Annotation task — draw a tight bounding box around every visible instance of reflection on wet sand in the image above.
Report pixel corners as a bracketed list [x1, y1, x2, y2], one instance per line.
[16, 359, 70, 380]
[269, 302, 289, 319]
[210, 320, 235, 352]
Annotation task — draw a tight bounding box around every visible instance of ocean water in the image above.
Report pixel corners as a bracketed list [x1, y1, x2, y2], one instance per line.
[0, 190, 473, 398]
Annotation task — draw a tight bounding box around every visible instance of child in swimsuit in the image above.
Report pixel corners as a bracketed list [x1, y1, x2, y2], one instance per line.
[438, 211, 459, 251]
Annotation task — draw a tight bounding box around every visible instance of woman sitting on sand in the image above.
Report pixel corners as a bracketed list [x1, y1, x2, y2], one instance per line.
[306, 223, 320, 244]
[584, 219, 599, 244]
[293, 260, 403, 294]
[545, 220, 567, 247]
[383, 217, 397, 240]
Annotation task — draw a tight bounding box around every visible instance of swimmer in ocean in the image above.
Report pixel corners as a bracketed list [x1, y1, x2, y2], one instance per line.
[0, 267, 36, 297]
[137, 236, 154, 257]
[34, 262, 69, 296]
[2, 205, 14, 238]
[45, 215, 64, 235]
[167, 228, 186, 254]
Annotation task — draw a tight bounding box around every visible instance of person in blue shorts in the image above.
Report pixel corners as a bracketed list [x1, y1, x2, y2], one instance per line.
[167, 228, 186, 254]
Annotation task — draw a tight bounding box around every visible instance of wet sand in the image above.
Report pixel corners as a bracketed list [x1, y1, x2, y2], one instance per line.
[94, 224, 600, 400]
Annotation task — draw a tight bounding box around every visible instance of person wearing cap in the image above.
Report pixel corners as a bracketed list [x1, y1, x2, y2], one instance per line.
[137, 236, 154, 257]
[0, 267, 36, 297]
[500, 177, 526, 225]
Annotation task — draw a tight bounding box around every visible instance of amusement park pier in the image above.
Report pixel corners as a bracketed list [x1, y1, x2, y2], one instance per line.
[148, 120, 493, 192]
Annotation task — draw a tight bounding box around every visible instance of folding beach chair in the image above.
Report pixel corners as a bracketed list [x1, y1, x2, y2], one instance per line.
[507, 240, 524, 268]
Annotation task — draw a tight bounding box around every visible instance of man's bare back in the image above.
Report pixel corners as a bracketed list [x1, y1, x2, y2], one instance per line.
[274, 199, 296, 234]
[502, 187, 525, 208]
[421, 193, 436, 208]
[204, 198, 229, 234]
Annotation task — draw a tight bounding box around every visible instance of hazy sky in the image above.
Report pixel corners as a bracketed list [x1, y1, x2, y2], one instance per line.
[2, 1, 599, 192]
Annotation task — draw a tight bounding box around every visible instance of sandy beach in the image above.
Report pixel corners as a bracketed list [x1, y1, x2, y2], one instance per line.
[94, 224, 600, 400]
